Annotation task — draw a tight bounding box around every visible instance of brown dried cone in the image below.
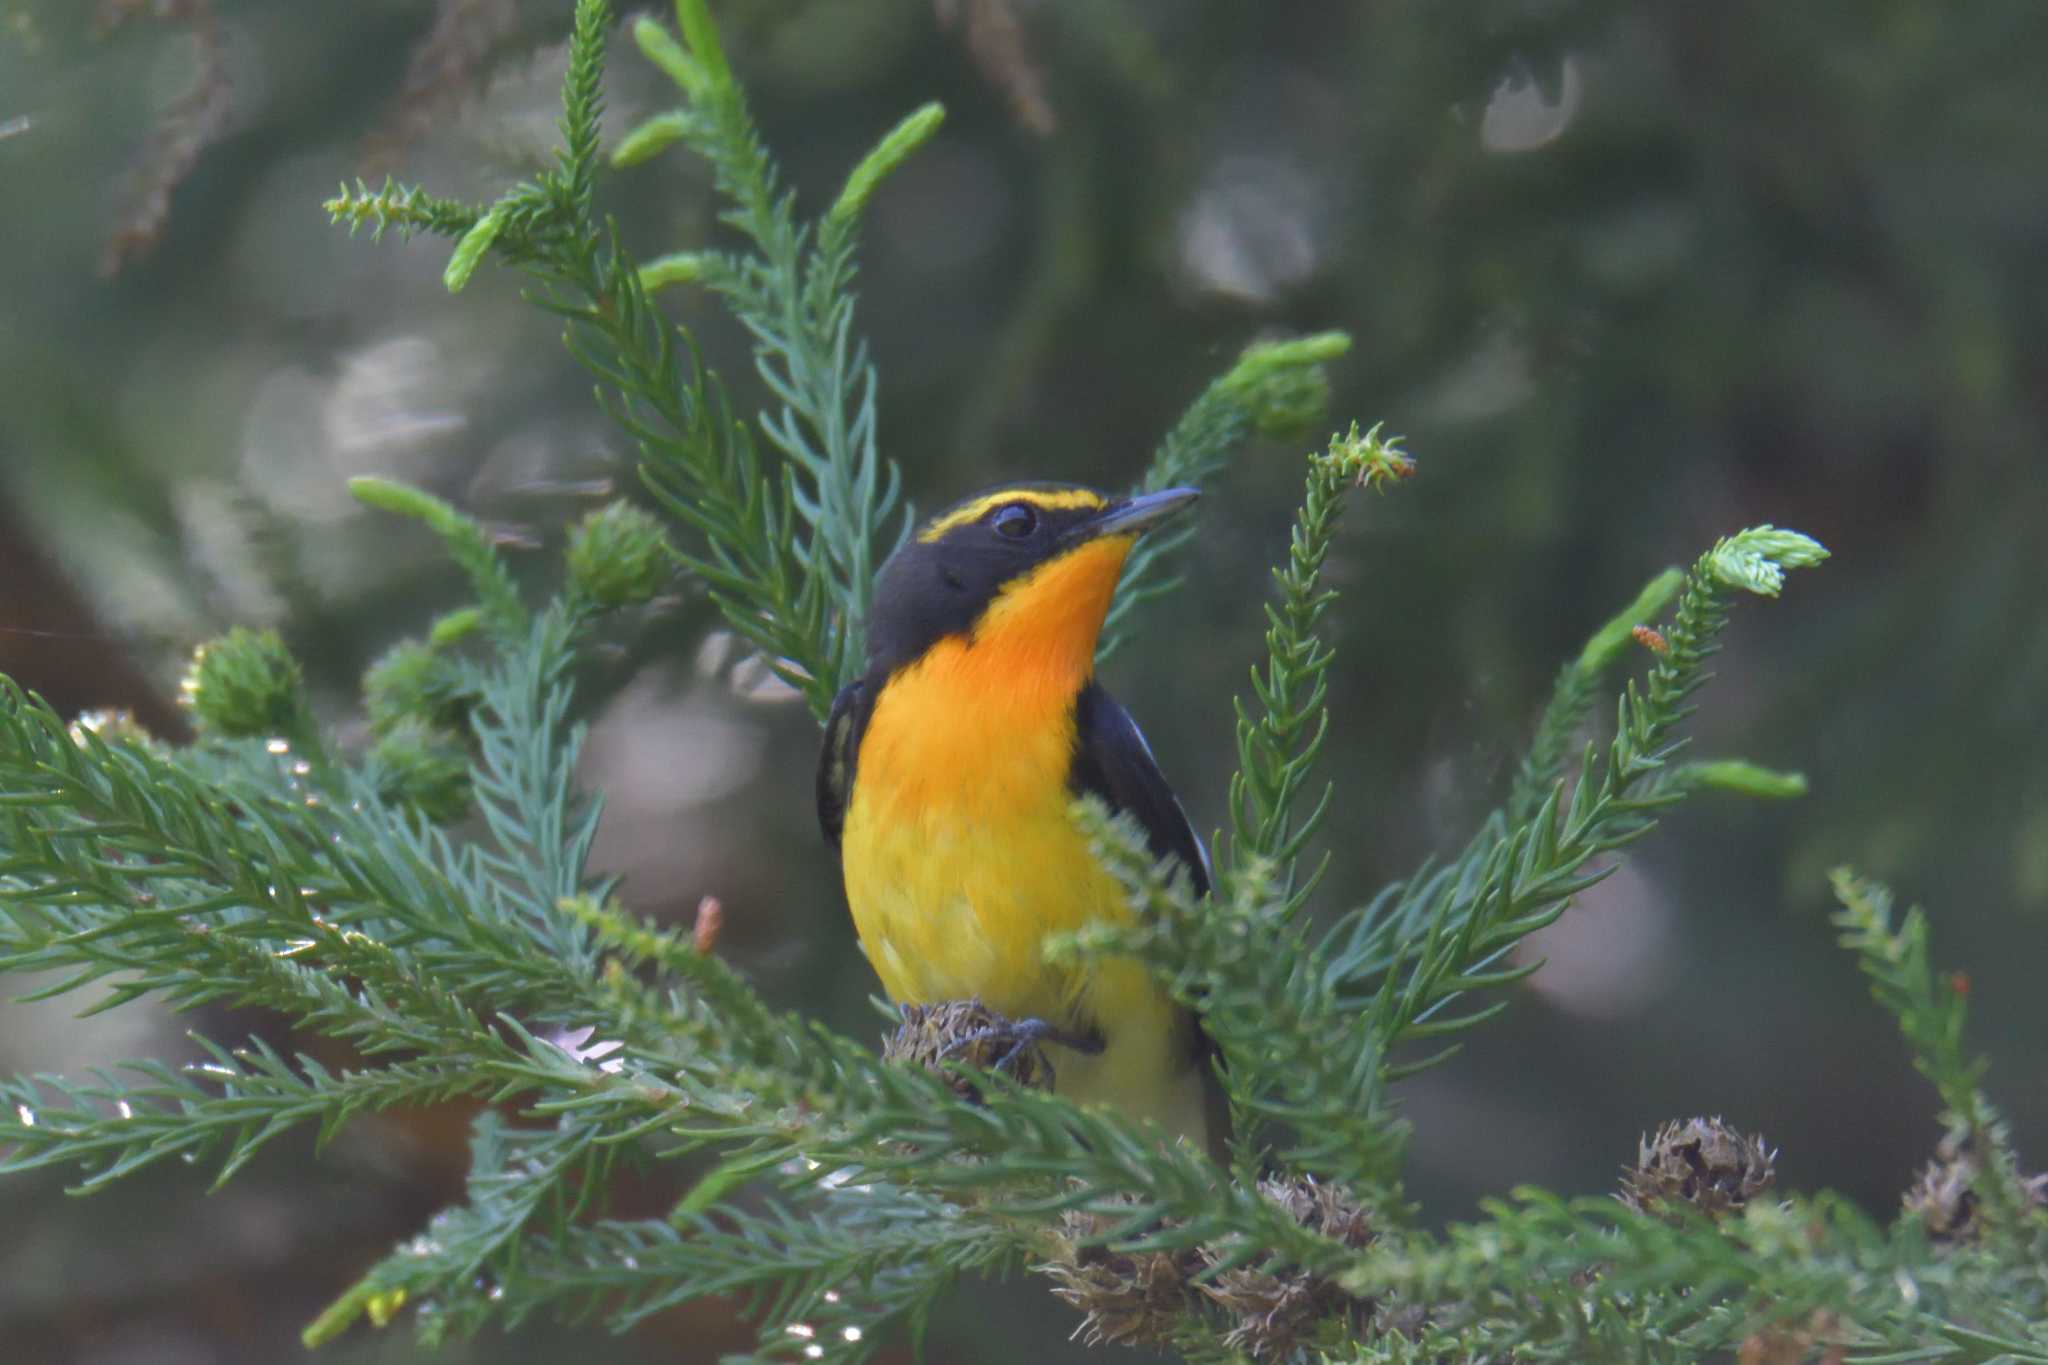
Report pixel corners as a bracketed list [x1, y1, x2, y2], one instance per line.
[1904, 1137, 1982, 1246]
[1901, 1131, 2048, 1246]
[1043, 1208, 1204, 1351]
[880, 999, 1052, 1102]
[1198, 1176, 1377, 1361]
[1619, 1117, 1777, 1220]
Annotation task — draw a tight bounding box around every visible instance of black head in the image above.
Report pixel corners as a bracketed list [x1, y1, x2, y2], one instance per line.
[862, 482, 1198, 677]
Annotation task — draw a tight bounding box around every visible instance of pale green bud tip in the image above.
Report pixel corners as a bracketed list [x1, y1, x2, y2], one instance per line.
[1232, 331, 1353, 374]
[1221, 331, 1351, 439]
[1619, 567, 1686, 630]
[673, 0, 733, 92]
[443, 202, 505, 294]
[370, 718, 472, 822]
[1321, 420, 1414, 491]
[302, 1283, 407, 1348]
[179, 627, 303, 737]
[1681, 760, 1808, 800]
[634, 17, 700, 93]
[349, 475, 456, 526]
[567, 502, 673, 608]
[613, 111, 689, 168]
[639, 252, 711, 294]
[1708, 525, 1829, 597]
[428, 606, 482, 647]
[830, 103, 946, 226]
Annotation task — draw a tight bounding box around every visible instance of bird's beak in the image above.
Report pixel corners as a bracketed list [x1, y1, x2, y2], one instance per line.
[1082, 487, 1200, 541]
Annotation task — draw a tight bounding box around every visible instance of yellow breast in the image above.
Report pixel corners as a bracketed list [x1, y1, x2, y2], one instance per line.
[839, 629, 1115, 1019]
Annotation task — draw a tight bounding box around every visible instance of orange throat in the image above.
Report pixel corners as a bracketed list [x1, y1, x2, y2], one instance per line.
[852, 534, 1133, 825]
[966, 533, 1134, 693]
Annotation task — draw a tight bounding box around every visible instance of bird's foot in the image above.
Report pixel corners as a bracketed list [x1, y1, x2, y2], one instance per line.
[881, 999, 1098, 1096]
[942, 1013, 1102, 1087]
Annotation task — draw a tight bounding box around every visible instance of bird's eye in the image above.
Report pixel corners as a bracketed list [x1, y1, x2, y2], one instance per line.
[992, 503, 1038, 539]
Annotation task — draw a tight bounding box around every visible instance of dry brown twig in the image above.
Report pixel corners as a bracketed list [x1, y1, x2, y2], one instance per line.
[97, 0, 230, 276]
[934, 0, 1056, 136]
[359, 0, 522, 177]
[95, 0, 526, 271]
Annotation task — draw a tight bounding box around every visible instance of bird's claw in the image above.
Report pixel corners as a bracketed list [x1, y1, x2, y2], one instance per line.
[940, 1014, 1102, 1088]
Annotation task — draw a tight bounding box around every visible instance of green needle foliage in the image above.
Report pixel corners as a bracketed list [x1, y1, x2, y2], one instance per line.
[4, 4, 2042, 1362]
[618, 4, 921, 679]
[1325, 871, 2048, 1360]
[1831, 870, 2041, 1245]
[1327, 528, 1830, 1044]
[1099, 331, 1353, 661]
[1224, 421, 1413, 912]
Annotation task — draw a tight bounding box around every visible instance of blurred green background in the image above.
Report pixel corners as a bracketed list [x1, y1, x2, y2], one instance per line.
[3, 1, 2045, 1361]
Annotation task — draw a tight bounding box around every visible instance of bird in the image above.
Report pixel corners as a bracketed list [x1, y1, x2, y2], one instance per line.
[817, 481, 1218, 1149]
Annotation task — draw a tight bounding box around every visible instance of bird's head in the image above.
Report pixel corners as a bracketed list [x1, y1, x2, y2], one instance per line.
[864, 482, 1199, 679]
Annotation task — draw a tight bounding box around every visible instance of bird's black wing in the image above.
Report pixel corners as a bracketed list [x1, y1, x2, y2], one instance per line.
[1069, 681, 1210, 896]
[1073, 681, 1229, 1157]
[816, 677, 873, 850]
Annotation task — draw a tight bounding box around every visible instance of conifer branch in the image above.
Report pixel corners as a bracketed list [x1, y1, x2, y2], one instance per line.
[0, 1041, 491, 1192]
[1319, 527, 1829, 1095]
[1077, 526, 1828, 1195]
[306, 1112, 629, 1347]
[328, 0, 847, 717]
[1337, 1189, 2048, 1358]
[552, 223, 843, 716]
[349, 477, 529, 642]
[721, 1019, 1350, 1278]
[1224, 423, 1413, 912]
[325, 177, 485, 244]
[1100, 332, 1353, 660]
[1506, 566, 1683, 827]
[616, 0, 921, 676]
[399, 1186, 1033, 1357]
[1831, 868, 2042, 1242]
[511, 901, 1349, 1281]
[1090, 425, 1418, 1177]
[461, 604, 602, 971]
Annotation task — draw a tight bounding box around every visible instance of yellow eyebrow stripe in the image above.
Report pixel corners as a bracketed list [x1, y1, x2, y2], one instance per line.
[916, 488, 1107, 543]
